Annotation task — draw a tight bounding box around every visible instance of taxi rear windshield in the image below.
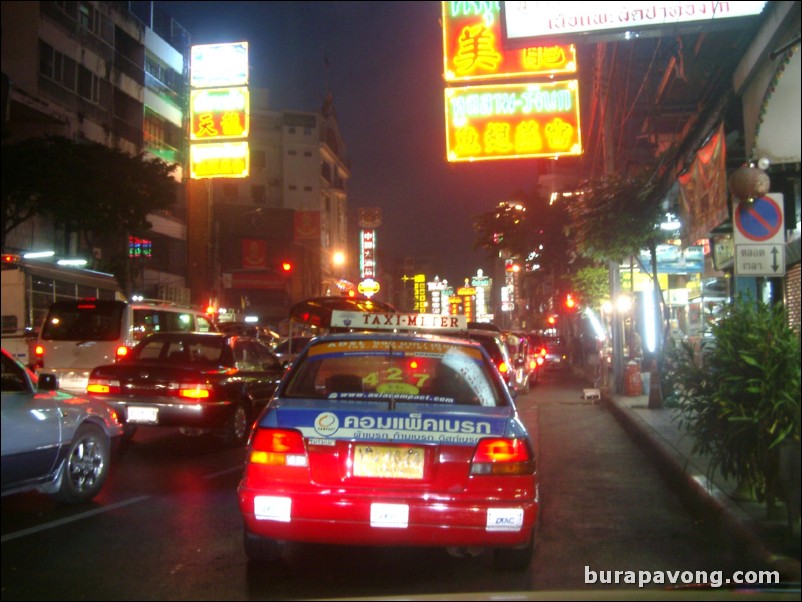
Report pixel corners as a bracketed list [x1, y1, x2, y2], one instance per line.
[283, 339, 509, 407]
[40, 300, 125, 341]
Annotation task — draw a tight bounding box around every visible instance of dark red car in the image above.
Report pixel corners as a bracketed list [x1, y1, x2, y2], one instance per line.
[86, 332, 285, 446]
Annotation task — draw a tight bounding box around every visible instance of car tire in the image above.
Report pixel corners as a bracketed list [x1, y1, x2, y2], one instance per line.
[244, 531, 282, 563]
[221, 401, 250, 447]
[52, 423, 111, 504]
[492, 529, 534, 571]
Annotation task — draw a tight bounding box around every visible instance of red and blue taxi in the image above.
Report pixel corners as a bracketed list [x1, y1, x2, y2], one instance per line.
[238, 311, 539, 570]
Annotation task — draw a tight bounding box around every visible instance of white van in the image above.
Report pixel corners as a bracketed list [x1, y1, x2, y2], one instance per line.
[34, 299, 217, 393]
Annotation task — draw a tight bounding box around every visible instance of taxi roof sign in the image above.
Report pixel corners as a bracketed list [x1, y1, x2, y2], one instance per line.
[331, 311, 467, 332]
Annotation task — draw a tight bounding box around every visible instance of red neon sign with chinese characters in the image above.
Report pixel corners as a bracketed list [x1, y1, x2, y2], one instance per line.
[190, 88, 249, 140]
[445, 80, 582, 162]
[442, 1, 576, 83]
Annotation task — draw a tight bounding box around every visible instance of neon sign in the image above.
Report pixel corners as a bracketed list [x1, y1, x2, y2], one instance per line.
[445, 80, 582, 161]
[442, 1, 576, 82]
[361, 229, 376, 279]
[191, 42, 249, 88]
[190, 88, 249, 140]
[190, 142, 250, 179]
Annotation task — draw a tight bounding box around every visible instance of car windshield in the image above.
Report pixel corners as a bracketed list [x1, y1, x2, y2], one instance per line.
[283, 337, 508, 407]
[132, 336, 225, 364]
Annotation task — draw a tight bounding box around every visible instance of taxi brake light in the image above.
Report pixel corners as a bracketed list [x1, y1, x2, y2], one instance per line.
[249, 428, 308, 466]
[115, 345, 129, 360]
[471, 438, 534, 476]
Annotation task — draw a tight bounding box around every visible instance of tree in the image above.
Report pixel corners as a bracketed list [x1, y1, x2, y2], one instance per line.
[563, 166, 672, 398]
[1, 136, 178, 282]
[563, 170, 664, 264]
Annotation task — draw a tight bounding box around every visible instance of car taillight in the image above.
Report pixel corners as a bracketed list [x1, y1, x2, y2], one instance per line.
[536, 356, 545, 366]
[178, 383, 213, 399]
[538, 347, 547, 357]
[115, 345, 129, 361]
[471, 438, 534, 476]
[87, 377, 121, 394]
[248, 428, 308, 467]
[497, 361, 509, 374]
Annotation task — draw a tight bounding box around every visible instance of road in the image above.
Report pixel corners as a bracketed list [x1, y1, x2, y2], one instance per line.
[1, 369, 757, 600]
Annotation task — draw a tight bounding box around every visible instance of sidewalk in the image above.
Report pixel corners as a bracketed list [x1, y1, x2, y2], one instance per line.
[573, 364, 801, 583]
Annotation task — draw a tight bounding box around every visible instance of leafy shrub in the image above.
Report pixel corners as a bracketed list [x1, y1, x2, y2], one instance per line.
[664, 293, 801, 501]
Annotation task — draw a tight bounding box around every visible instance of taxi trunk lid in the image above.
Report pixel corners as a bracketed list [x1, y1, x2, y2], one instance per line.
[267, 399, 514, 490]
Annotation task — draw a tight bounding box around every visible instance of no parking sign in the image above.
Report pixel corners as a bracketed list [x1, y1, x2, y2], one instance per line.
[733, 194, 785, 276]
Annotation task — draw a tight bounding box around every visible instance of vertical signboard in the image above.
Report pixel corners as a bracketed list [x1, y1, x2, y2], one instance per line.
[190, 42, 250, 179]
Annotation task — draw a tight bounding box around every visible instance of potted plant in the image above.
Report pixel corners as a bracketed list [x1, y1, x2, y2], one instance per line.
[664, 293, 800, 530]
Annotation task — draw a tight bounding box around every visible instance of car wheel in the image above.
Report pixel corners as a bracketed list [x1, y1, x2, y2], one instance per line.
[492, 529, 534, 571]
[221, 401, 250, 447]
[244, 531, 282, 563]
[52, 423, 111, 504]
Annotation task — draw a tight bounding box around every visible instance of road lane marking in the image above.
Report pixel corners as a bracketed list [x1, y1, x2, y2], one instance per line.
[203, 465, 244, 480]
[1, 495, 151, 543]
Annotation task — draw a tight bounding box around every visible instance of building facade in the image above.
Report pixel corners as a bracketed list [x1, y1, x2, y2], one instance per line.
[186, 88, 352, 325]
[1, 0, 191, 301]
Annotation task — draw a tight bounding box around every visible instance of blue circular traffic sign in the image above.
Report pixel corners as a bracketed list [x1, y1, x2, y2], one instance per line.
[734, 196, 782, 242]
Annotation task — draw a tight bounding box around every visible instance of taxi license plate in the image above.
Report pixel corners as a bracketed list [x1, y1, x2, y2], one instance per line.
[127, 405, 158, 423]
[353, 445, 424, 479]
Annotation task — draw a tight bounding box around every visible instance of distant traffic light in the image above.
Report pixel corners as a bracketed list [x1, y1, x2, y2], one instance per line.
[547, 315, 557, 325]
[281, 261, 293, 273]
[563, 293, 579, 313]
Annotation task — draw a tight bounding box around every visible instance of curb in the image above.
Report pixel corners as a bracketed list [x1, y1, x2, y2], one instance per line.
[603, 394, 801, 583]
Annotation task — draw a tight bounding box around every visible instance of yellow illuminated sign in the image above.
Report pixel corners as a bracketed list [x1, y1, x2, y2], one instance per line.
[444, 80, 582, 162]
[442, 1, 576, 83]
[190, 88, 249, 140]
[190, 142, 250, 179]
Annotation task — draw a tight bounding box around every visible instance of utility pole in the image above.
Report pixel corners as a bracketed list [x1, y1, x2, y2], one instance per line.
[600, 42, 625, 395]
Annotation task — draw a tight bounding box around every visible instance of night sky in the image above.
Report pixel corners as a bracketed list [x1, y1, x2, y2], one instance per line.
[157, 1, 544, 285]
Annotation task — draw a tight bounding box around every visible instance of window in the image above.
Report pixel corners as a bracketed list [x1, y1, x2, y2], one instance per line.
[252, 185, 266, 204]
[251, 150, 265, 168]
[77, 66, 100, 103]
[39, 42, 77, 92]
[78, 2, 101, 36]
[222, 183, 239, 202]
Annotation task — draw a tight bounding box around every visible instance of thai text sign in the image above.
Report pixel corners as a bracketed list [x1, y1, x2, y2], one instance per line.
[501, 1, 767, 46]
[445, 80, 581, 162]
[442, 1, 576, 83]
